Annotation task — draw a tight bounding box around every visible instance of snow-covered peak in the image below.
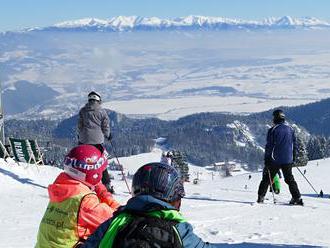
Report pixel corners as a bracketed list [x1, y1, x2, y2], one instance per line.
[55, 18, 109, 28]
[263, 16, 330, 27]
[108, 16, 141, 30]
[34, 15, 330, 32]
[275, 16, 296, 26]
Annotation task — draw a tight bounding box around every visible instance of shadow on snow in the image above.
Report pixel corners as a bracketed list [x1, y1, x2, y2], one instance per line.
[185, 196, 255, 205]
[0, 167, 47, 189]
[212, 243, 321, 247]
[302, 193, 330, 199]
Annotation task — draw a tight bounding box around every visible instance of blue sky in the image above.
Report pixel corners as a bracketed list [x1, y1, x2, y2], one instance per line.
[1, 0, 330, 31]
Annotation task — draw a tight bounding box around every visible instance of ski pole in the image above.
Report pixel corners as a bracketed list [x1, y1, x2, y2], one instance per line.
[267, 169, 276, 204]
[109, 140, 131, 195]
[296, 166, 319, 196]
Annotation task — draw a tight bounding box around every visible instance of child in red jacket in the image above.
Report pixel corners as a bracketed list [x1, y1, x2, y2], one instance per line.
[36, 145, 120, 248]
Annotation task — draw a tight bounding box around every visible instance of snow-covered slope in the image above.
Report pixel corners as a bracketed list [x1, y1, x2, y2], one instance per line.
[32, 16, 330, 32]
[1, 151, 330, 247]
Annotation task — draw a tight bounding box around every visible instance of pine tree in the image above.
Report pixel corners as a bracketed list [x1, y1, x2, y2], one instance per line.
[326, 139, 330, 157]
[171, 150, 190, 182]
[307, 136, 329, 160]
[294, 136, 308, 167]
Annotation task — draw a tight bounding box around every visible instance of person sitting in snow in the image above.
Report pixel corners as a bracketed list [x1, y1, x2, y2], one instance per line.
[82, 162, 214, 248]
[35, 145, 120, 248]
[257, 109, 303, 205]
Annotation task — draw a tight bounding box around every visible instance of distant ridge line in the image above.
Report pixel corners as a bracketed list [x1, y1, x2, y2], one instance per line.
[25, 15, 330, 32]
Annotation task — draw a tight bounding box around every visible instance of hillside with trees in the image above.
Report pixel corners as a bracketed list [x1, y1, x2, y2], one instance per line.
[4, 98, 330, 168]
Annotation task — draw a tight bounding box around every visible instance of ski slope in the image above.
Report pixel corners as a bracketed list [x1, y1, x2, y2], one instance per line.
[0, 150, 329, 247]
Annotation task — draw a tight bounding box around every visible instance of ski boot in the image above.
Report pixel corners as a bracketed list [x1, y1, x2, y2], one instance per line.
[105, 183, 115, 194]
[257, 195, 264, 203]
[289, 198, 304, 206]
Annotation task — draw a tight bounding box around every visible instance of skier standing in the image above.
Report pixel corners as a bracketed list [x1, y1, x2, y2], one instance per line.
[78, 91, 113, 192]
[257, 109, 303, 205]
[35, 145, 120, 247]
[82, 162, 214, 248]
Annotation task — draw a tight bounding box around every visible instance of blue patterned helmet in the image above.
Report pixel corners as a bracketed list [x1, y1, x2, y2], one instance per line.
[132, 162, 185, 202]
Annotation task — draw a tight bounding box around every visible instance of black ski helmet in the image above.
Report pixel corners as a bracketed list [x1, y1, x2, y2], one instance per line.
[88, 91, 101, 102]
[273, 109, 285, 123]
[132, 162, 185, 202]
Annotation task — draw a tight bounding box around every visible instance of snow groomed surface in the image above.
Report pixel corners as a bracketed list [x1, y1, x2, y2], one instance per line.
[0, 149, 329, 247]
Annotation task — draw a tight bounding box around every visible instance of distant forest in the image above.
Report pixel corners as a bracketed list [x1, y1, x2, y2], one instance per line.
[5, 98, 330, 169]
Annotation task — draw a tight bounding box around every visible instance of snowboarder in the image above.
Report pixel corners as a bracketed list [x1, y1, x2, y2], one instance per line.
[319, 190, 324, 198]
[248, 174, 252, 180]
[257, 109, 303, 205]
[35, 145, 120, 247]
[78, 91, 113, 192]
[82, 162, 214, 248]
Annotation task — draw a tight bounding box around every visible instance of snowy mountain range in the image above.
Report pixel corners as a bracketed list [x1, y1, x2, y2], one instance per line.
[29, 16, 330, 32]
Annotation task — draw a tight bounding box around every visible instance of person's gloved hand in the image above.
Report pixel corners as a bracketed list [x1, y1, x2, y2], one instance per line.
[94, 183, 111, 199]
[94, 182, 120, 209]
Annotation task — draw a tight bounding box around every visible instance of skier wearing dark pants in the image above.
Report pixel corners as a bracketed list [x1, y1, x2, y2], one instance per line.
[257, 109, 303, 205]
[260, 165, 300, 199]
[78, 91, 113, 193]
